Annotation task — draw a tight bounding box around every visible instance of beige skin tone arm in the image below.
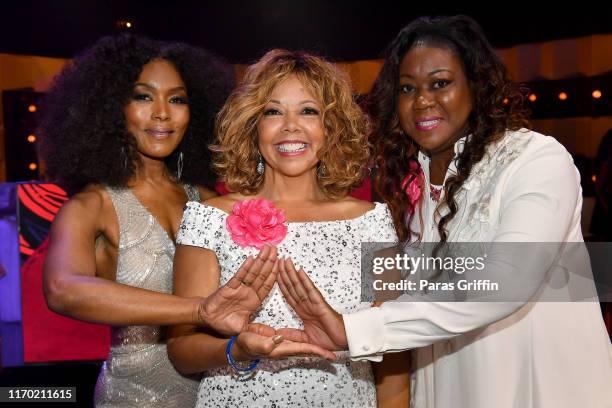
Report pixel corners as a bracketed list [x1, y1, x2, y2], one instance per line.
[43, 187, 204, 326]
[43, 184, 280, 334]
[167, 244, 335, 375]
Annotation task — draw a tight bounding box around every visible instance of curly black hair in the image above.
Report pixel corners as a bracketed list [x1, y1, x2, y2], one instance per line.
[39, 34, 234, 194]
[368, 15, 530, 242]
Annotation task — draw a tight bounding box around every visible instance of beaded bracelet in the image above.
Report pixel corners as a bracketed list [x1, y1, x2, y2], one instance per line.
[226, 335, 260, 373]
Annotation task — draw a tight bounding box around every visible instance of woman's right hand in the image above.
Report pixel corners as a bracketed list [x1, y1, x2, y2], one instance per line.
[197, 245, 279, 335]
[233, 323, 337, 361]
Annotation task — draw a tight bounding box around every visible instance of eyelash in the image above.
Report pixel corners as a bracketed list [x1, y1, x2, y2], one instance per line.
[432, 79, 451, 89]
[263, 108, 281, 116]
[302, 107, 319, 115]
[399, 80, 452, 94]
[399, 85, 415, 94]
[170, 96, 188, 104]
[131, 93, 188, 104]
[263, 107, 319, 116]
[132, 93, 152, 101]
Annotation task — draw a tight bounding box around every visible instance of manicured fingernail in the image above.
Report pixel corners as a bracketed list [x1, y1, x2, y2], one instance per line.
[272, 335, 284, 344]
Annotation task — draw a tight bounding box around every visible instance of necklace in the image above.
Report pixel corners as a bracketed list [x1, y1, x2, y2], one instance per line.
[429, 184, 443, 202]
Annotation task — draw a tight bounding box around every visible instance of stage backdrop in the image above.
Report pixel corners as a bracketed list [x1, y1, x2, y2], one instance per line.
[0, 182, 109, 365]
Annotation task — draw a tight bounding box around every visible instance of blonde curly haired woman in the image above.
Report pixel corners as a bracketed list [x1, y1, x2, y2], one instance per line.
[168, 49, 409, 408]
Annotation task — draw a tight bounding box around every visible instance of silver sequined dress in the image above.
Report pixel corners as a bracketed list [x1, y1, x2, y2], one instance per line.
[176, 201, 398, 408]
[94, 185, 201, 407]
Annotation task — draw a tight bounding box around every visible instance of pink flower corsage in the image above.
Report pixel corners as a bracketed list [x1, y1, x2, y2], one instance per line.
[400, 160, 424, 213]
[226, 199, 287, 249]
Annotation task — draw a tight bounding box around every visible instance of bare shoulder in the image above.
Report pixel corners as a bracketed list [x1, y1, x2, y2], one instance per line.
[60, 185, 106, 216]
[333, 197, 376, 219]
[53, 184, 114, 232]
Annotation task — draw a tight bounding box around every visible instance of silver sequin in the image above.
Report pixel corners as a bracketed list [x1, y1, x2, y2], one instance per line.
[177, 201, 397, 408]
[94, 185, 201, 407]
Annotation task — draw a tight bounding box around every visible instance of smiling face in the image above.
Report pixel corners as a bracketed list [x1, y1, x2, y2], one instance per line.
[124, 59, 189, 161]
[257, 74, 325, 178]
[397, 45, 473, 155]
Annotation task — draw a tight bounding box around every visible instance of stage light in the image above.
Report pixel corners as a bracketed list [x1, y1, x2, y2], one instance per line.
[28, 163, 38, 171]
[592, 174, 597, 183]
[528, 93, 537, 102]
[28, 104, 37, 113]
[502, 98, 509, 105]
[592, 90, 602, 99]
[117, 19, 133, 29]
[558, 92, 568, 101]
[27, 134, 36, 143]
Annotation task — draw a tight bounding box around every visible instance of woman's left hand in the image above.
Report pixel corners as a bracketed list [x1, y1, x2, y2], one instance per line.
[237, 323, 337, 361]
[275, 257, 349, 351]
[198, 245, 279, 335]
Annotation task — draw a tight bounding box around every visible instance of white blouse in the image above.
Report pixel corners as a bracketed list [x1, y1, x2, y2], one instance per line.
[343, 129, 612, 408]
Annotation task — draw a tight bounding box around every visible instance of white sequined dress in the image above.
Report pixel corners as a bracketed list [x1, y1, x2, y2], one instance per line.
[176, 201, 397, 408]
[94, 186, 200, 407]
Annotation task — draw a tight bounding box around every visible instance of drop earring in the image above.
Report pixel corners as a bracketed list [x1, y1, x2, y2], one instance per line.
[257, 154, 264, 175]
[177, 151, 184, 180]
[317, 162, 327, 179]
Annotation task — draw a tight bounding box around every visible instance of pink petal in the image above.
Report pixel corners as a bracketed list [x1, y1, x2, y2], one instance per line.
[226, 198, 288, 249]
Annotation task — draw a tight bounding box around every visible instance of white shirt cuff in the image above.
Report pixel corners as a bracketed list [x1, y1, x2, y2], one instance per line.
[342, 307, 384, 362]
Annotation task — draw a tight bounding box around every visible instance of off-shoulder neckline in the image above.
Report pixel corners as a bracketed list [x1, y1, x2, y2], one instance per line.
[186, 200, 386, 225]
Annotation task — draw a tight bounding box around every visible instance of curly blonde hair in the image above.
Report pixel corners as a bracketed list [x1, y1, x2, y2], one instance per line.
[213, 49, 370, 199]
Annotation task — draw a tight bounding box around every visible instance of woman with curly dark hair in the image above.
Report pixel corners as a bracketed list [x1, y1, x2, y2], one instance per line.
[273, 16, 612, 407]
[39, 35, 287, 407]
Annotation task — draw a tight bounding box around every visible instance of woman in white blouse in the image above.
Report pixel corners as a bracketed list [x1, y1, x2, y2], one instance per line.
[274, 15, 612, 408]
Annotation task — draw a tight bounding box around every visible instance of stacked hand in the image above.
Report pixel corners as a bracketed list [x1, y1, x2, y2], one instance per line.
[234, 323, 336, 361]
[199, 245, 342, 361]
